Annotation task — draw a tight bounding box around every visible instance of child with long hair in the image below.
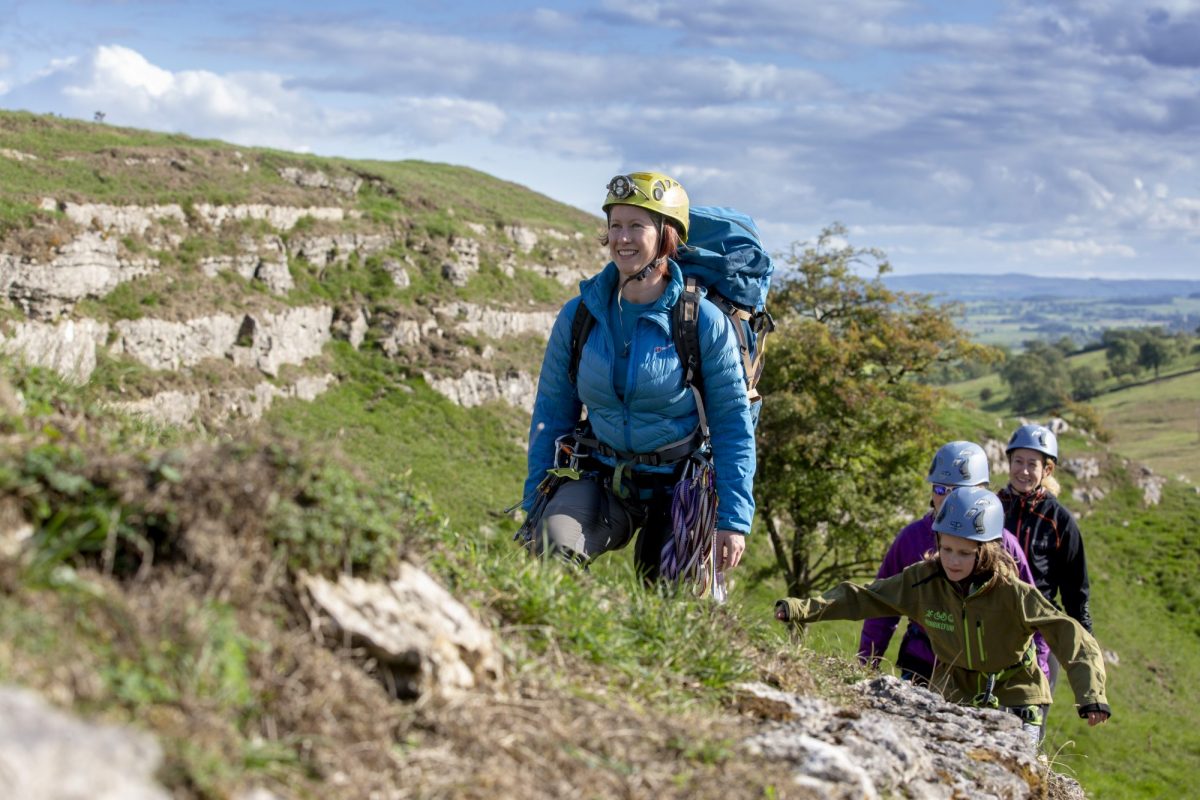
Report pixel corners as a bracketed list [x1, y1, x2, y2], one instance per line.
[858, 440, 1050, 685]
[777, 487, 1110, 741]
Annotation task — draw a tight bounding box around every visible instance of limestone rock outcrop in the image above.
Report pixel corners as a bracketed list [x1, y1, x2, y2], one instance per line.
[111, 374, 335, 427]
[740, 676, 1081, 800]
[1135, 465, 1167, 507]
[434, 302, 556, 340]
[442, 237, 481, 287]
[0, 318, 110, 384]
[291, 232, 392, 267]
[423, 368, 536, 411]
[1, 232, 157, 318]
[113, 306, 333, 376]
[278, 167, 362, 195]
[301, 564, 503, 699]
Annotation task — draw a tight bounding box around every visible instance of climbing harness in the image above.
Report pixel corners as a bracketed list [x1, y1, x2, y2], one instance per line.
[511, 421, 723, 600]
[1002, 705, 1044, 726]
[510, 432, 587, 551]
[970, 643, 1039, 709]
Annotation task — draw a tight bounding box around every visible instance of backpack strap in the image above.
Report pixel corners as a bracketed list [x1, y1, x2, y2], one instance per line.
[705, 293, 773, 405]
[567, 300, 596, 386]
[674, 277, 709, 439]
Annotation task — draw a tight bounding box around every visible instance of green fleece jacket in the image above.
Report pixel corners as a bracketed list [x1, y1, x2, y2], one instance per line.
[778, 561, 1109, 713]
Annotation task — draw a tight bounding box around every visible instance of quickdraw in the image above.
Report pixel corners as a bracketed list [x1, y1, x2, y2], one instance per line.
[660, 453, 724, 603]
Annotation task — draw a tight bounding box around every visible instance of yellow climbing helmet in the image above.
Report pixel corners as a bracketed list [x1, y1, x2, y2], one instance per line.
[603, 172, 690, 242]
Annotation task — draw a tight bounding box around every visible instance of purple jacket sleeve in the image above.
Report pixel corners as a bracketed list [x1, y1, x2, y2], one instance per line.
[858, 528, 913, 665]
[1003, 529, 1052, 680]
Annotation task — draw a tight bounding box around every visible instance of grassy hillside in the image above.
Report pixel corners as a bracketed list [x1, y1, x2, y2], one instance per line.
[948, 347, 1200, 483]
[3, 110, 1198, 798]
[1044, 479, 1200, 798]
[0, 110, 596, 234]
[1087, 370, 1200, 483]
[937, 326, 1200, 796]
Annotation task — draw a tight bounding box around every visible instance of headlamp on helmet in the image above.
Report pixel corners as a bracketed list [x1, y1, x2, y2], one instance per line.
[602, 171, 690, 241]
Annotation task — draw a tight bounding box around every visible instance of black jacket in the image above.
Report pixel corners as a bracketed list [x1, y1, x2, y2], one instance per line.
[998, 485, 1093, 633]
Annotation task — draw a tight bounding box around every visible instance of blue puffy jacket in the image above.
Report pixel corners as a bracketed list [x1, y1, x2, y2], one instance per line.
[524, 260, 756, 533]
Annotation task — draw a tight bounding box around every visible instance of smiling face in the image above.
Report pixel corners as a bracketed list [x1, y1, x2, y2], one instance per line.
[1008, 447, 1051, 494]
[607, 204, 660, 276]
[937, 533, 980, 582]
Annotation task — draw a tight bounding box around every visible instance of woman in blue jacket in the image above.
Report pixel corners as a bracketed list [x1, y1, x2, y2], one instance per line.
[521, 172, 756, 582]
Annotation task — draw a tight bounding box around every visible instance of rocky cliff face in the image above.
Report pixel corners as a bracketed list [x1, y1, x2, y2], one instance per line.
[0, 184, 598, 426]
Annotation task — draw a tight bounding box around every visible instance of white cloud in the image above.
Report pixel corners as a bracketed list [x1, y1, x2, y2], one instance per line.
[3, 3, 1198, 280]
[2, 45, 323, 149]
[0, 44, 510, 153]
[389, 97, 506, 143]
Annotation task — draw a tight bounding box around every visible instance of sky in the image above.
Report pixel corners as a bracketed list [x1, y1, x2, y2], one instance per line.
[1, 0, 1198, 279]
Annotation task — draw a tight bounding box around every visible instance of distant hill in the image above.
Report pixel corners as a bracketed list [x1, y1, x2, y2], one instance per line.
[881, 273, 1200, 348]
[883, 273, 1200, 303]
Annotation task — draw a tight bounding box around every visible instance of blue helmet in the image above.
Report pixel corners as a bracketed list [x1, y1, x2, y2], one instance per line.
[932, 486, 1004, 542]
[1005, 424, 1058, 462]
[926, 441, 989, 487]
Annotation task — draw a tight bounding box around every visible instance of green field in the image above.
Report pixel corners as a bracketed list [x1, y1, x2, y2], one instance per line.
[1089, 370, 1200, 484]
[956, 297, 1200, 350]
[947, 347, 1200, 483]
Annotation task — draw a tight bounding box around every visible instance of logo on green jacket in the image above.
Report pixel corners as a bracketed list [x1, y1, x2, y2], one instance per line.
[924, 609, 956, 632]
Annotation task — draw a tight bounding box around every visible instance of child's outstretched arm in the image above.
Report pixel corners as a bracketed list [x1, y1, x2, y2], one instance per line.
[1021, 584, 1111, 724]
[775, 574, 911, 626]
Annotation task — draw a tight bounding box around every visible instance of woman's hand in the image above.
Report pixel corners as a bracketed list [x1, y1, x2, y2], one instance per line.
[1085, 710, 1109, 726]
[715, 529, 746, 570]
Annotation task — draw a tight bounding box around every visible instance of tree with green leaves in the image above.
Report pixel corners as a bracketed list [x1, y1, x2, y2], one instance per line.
[1000, 340, 1073, 412]
[1102, 329, 1144, 380]
[1136, 328, 1176, 379]
[755, 225, 987, 597]
[1070, 364, 1103, 401]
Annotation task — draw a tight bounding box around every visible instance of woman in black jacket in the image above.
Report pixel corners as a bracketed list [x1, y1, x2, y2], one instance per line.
[997, 424, 1093, 695]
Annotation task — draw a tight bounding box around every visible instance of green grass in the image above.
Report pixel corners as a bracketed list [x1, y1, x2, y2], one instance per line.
[266, 342, 530, 533]
[1088, 370, 1200, 483]
[1, 109, 598, 241]
[356, 158, 597, 231]
[945, 346, 1200, 481]
[1043, 480, 1200, 799]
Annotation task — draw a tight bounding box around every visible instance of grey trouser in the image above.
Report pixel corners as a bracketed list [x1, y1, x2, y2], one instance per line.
[535, 476, 673, 580]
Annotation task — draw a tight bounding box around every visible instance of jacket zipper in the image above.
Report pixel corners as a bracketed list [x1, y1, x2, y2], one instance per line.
[622, 322, 636, 452]
[961, 607, 972, 670]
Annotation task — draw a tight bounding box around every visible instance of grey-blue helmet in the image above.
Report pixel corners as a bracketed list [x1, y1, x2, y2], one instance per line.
[1005, 424, 1058, 462]
[927, 441, 989, 487]
[932, 486, 1003, 542]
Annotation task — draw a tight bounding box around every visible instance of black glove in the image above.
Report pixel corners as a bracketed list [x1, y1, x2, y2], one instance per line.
[1077, 702, 1111, 720]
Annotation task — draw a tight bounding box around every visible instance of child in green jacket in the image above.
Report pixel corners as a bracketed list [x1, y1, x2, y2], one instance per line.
[776, 486, 1111, 740]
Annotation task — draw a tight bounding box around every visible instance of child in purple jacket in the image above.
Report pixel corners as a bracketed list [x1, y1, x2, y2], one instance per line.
[858, 441, 1050, 684]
